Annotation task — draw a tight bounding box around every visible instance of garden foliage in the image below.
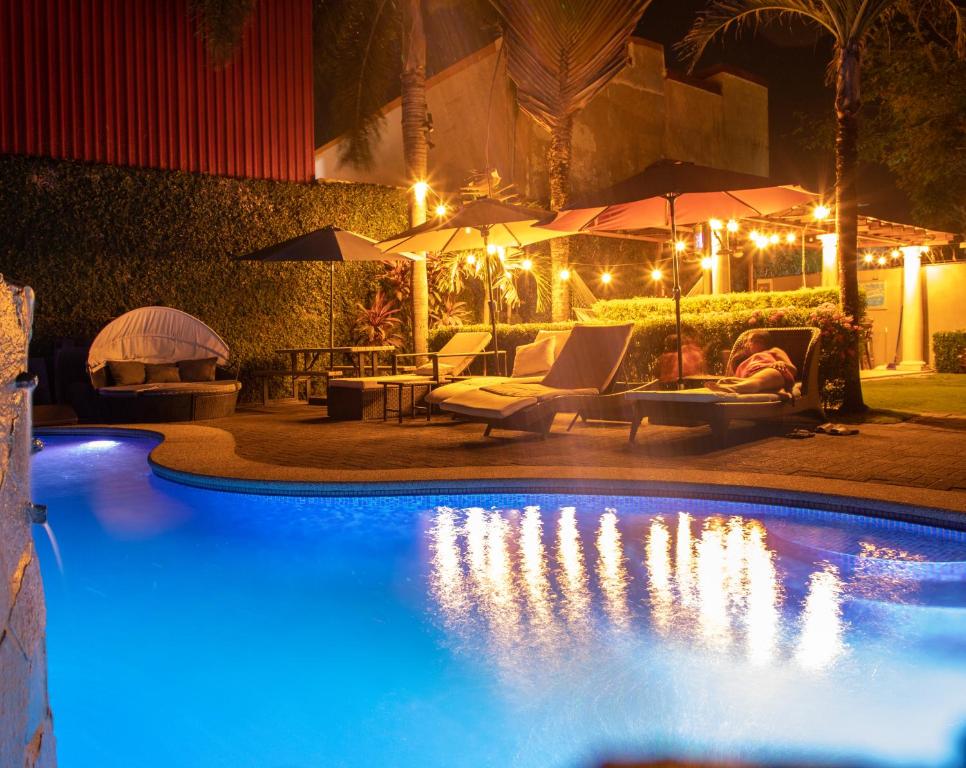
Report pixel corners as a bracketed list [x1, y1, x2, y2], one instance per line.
[933, 331, 966, 373]
[0, 155, 407, 395]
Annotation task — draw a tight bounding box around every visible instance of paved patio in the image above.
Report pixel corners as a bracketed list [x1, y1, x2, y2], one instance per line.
[129, 401, 966, 518]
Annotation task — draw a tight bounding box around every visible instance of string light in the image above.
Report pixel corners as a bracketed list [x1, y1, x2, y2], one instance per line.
[785, 232, 797, 244]
[486, 243, 497, 255]
[813, 204, 830, 221]
[769, 233, 780, 245]
[701, 256, 714, 270]
[749, 230, 760, 241]
[675, 240, 687, 252]
[709, 218, 723, 231]
[877, 255, 887, 266]
[890, 249, 900, 259]
[559, 268, 571, 281]
[466, 254, 477, 265]
[521, 258, 533, 271]
[435, 204, 447, 217]
[600, 271, 613, 285]
[651, 268, 663, 281]
[496, 246, 506, 261]
[863, 253, 874, 264]
[726, 219, 739, 233]
[463, 227, 472, 234]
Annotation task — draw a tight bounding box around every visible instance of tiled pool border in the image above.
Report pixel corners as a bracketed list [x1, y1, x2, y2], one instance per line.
[36, 426, 966, 534]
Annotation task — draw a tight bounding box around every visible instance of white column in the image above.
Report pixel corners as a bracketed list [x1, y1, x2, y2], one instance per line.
[818, 233, 838, 287]
[898, 245, 927, 370]
[710, 227, 730, 294]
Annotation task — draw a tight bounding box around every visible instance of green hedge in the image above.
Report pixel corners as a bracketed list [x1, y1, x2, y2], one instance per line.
[430, 302, 864, 407]
[0, 155, 407, 398]
[592, 287, 848, 321]
[933, 330, 966, 373]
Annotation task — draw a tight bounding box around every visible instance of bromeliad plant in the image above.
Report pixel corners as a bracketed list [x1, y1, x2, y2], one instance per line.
[353, 290, 404, 348]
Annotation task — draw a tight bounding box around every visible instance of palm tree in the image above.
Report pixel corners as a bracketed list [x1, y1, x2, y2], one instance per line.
[680, 0, 964, 413]
[489, 0, 653, 321]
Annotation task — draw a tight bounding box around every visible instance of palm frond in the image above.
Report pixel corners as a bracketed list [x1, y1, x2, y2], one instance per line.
[314, 0, 400, 169]
[678, 0, 835, 69]
[190, 0, 257, 64]
[490, 0, 653, 132]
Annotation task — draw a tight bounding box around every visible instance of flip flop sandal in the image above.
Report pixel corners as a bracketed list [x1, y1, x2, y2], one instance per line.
[785, 428, 815, 439]
[828, 425, 858, 435]
[814, 423, 836, 434]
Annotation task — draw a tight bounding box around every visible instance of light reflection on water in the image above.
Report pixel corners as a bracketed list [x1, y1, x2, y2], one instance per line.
[428, 505, 933, 674]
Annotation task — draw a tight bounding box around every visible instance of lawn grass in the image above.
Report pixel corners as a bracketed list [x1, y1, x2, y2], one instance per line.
[858, 374, 966, 418]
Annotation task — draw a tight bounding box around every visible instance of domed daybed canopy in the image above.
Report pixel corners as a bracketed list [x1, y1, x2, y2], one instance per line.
[86, 307, 240, 423]
[88, 306, 231, 375]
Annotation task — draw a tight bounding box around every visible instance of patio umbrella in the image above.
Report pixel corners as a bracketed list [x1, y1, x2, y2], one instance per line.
[542, 160, 815, 387]
[377, 198, 565, 366]
[235, 225, 417, 349]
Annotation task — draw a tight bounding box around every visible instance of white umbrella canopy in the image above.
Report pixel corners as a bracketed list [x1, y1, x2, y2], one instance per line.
[377, 199, 572, 366]
[376, 198, 562, 254]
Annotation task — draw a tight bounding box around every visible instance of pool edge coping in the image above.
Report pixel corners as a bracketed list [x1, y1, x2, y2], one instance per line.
[35, 425, 966, 533]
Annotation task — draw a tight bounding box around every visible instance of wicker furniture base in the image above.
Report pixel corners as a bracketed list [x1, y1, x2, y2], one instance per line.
[97, 383, 241, 423]
[328, 383, 413, 421]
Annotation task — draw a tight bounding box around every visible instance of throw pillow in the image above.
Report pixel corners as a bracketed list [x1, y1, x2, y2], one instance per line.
[535, 329, 573, 360]
[511, 335, 556, 377]
[178, 357, 218, 382]
[107, 360, 146, 386]
[145, 363, 181, 384]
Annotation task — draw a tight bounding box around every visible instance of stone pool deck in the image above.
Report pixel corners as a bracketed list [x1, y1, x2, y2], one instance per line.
[70, 401, 966, 520]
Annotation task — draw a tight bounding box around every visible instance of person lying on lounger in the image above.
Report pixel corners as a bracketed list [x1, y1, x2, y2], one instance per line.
[708, 330, 796, 394]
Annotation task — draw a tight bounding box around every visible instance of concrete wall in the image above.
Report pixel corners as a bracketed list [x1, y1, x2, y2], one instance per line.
[0, 279, 55, 767]
[769, 262, 966, 367]
[316, 37, 770, 201]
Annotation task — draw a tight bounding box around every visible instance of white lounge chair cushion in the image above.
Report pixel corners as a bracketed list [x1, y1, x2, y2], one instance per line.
[511, 335, 556, 377]
[625, 388, 783, 404]
[442, 383, 596, 420]
[425, 375, 544, 405]
[535, 328, 572, 360]
[415, 330, 492, 376]
[98, 380, 241, 397]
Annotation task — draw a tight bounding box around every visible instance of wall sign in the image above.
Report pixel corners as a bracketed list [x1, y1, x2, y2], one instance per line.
[865, 281, 887, 310]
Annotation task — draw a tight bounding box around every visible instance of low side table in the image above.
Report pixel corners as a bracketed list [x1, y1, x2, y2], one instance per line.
[378, 376, 435, 423]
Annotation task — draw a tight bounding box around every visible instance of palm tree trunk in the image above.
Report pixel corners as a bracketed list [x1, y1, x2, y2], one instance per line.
[834, 45, 867, 413]
[401, 0, 429, 354]
[548, 117, 572, 321]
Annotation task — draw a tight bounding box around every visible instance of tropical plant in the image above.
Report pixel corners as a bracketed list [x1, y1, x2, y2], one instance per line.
[680, 0, 965, 414]
[489, 0, 653, 321]
[353, 291, 404, 347]
[430, 294, 471, 328]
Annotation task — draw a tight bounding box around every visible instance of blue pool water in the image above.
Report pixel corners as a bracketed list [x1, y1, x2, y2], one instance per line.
[32, 434, 966, 768]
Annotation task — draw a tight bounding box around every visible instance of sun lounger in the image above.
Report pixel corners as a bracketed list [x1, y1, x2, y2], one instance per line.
[327, 331, 492, 420]
[625, 326, 825, 443]
[440, 323, 634, 437]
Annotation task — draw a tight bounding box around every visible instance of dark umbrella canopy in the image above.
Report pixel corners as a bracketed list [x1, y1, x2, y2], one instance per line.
[235, 225, 417, 349]
[237, 225, 417, 263]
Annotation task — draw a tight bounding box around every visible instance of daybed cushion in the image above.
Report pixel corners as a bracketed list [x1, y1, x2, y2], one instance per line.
[98, 380, 241, 397]
[512, 336, 556, 377]
[425, 375, 543, 405]
[442, 383, 597, 420]
[108, 360, 146, 386]
[145, 363, 181, 384]
[178, 357, 217, 382]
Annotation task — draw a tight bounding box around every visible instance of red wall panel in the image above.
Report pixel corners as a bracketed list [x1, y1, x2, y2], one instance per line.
[0, 0, 314, 181]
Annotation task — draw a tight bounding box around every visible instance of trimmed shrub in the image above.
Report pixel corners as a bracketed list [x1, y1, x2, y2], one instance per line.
[0, 155, 407, 398]
[431, 302, 863, 407]
[933, 330, 966, 373]
[592, 287, 848, 321]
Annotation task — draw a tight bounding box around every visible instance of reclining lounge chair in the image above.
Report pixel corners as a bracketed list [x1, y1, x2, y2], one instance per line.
[440, 323, 634, 437]
[326, 330, 493, 420]
[625, 326, 824, 443]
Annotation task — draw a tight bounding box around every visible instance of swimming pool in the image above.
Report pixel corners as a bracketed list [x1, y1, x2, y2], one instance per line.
[32, 434, 966, 768]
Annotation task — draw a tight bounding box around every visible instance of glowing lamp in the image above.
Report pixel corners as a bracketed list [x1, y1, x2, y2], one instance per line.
[785, 232, 797, 244]
[700, 256, 714, 270]
[675, 240, 687, 252]
[486, 243, 497, 255]
[769, 233, 780, 245]
[877, 255, 887, 266]
[521, 258, 533, 271]
[890, 249, 900, 259]
[749, 230, 760, 241]
[651, 268, 663, 281]
[863, 253, 874, 264]
[709, 218, 723, 231]
[463, 227, 472, 234]
[496, 246, 506, 261]
[813, 204, 830, 221]
[466, 254, 477, 265]
[600, 271, 613, 285]
[412, 180, 429, 205]
[726, 219, 739, 233]
[435, 204, 447, 217]
[559, 268, 571, 281]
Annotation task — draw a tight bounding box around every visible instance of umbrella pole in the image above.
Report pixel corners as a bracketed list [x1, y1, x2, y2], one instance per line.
[481, 228, 501, 374]
[329, 262, 335, 367]
[669, 195, 684, 390]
